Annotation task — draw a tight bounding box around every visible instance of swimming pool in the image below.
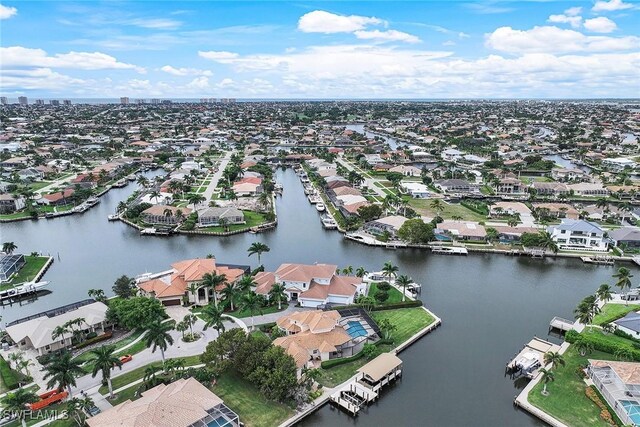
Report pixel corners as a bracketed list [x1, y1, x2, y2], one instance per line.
[620, 400, 640, 425]
[346, 320, 368, 338]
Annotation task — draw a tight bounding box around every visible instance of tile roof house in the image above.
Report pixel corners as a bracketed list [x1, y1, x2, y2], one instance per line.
[140, 205, 191, 225]
[40, 189, 75, 206]
[137, 258, 245, 306]
[86, 377, 239, 427]
[197, 206, 244, 228]
[588, 360, 640, 426]
[435, 220, 487, 241]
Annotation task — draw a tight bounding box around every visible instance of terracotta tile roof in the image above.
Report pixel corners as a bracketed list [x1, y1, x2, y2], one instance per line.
[254, 271, 276, 295]
[590, 359, 640, 385]
[275, 263, 337, 283]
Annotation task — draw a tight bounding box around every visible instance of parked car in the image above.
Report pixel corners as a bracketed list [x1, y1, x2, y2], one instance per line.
[120, 354, 133, 363]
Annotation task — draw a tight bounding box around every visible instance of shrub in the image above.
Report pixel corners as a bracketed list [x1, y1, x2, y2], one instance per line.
[86, 331, 98, 340]
[374, 289, 389, 304]
[567, 330, 640, 361]
[74, 331, 113, 350]
[376, 282, 391, 291]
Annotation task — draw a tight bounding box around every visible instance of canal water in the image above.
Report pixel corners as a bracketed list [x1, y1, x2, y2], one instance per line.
[1, 168, 633, 426]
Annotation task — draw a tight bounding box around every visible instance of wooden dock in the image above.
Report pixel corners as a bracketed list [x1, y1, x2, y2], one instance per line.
[580, 256, 614, 265]
[549, 316, 574, 333]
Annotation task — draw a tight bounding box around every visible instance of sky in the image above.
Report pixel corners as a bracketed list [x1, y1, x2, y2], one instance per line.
[0, 0, 639, 99]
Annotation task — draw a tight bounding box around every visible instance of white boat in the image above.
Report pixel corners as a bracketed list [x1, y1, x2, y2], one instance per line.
[140, 228, 157, 235]
[363, 271, 388, 283]
[0, 281, 50, 301]
[321, 215, 337, 229]
[107, 214, 119, 221]
[316, 202, 326, 212]
[430, 246, 468, 255]
[308, 195, 321, 204]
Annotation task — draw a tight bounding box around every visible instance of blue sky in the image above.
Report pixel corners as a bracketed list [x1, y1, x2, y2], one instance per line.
[1, 1, 639, 99]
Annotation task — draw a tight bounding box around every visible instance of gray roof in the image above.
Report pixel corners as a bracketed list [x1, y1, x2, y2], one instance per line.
[549, 219, 604, 235]
[198, 206, 243, 218]
[615, 311, 640, 333]
[610, 227, 640, 243]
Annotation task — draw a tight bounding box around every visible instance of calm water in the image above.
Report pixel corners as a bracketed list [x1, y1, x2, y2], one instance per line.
[1, 168, 632, 426]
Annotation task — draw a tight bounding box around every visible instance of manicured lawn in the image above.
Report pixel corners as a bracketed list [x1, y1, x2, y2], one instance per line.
[5, 401, 74, 427]
[371, 307, 436, 344]
[198, 210, 268, 233]
[74, 329, 146, 364]
[368, 282, 404, 303]
[108, 383, 142, 406]
[529, 346, 617, 427]
[29, 181, 51, 191]
[0, 355, 21, 393]
[211, 372, 293, 427]
[98, 354, 202, 394]
[593, 303, 640, 325]
[3, 256, 49, 288]
[0, 211, 33, 220]
[316, 343, 394, 388]
[408, 199, 487, 221]
[225, 304, 286, 320]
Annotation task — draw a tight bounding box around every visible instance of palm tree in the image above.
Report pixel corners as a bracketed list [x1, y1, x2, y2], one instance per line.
[596, 284, 613, 304]
[2, 388, 39, 427]
[240, 291, 263, 330]
[87, 288, 106, 303]
[613, 267, 634, 304]
[257, 192, 271, 211]
[236, 275, 256, 294]
[143, 366, 157, 388]
[356, 267, 368, 278]
[2, 242, 17, 254]
[89, 345, 123, 399]
[187, 282, 200, 305]
[183, 314, 198, 338]
[136, 175, 149, 188]
[381, 261, 399, 284]
[66, 395, 94, 427]
[51, 325, 70, 344]
[269, 283, 288, 310]
[220, 281, 239, 311]
[149, 190, 160, 204]
[574, 295, 600, 325]
[176, 321, 188, 340]
[42, 351, 84, 398]
[201, 303, 227, 333]
[144, 321, 175, 370]
[247, 242, 270, 265]
[575, 339, 594, 357]
[396, 275, 412, 303]
[543, 351, 565, 370]
[200, 272, 226, 308]
[187, 193, 206, 210]
[430, 199, 445, 217]
[537, 231, 558, 254]
[539, 368, 555, 395]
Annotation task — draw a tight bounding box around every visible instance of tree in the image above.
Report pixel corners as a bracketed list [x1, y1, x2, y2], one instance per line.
[538, 231, 558, 254]
[176, 321, 188, 340]
[240, 291, 263, 330]
[596, 284, 613, 304]
[107, 297, 166, 330]
[187, 193, 206, 210]
[149, 190, 160, 204]
[247, 346, 299, 402]
[613, 267, 634, 304]
[201, 303, 227, 333]
[361, 343, 380, 360]
[356, 266, 368, 278]
[574, 295, 600, 325]
[51, 325, 70, 344]
[396, 274, 412, 302]
[248, 242, 270, 265]
[381, 261, 399, 284]
[543, 351, 565, 370]
[575, 339, 594, 357]
[2, 388, 39, 427]
[187, 282, 200, 304]
[430, 199, 445, 216]
[397, 218, 435, 244]
[357, 204, 383, 222]
[269, 283, 288, 310]
[66, 395, 94, 427]
[89, 345, 123, 399]
[144, 321, 175, 370]
[376, 317, 397, 340]
[2, 242, 17, 254]
[200, 272, 226, 308]
[87, 288, 107, 303]
[112, 275, 136, 299]
[183, 313, 198, 338]
[42, 351, 84, 398]
[539, 368, 555, 395]
[220, 281, 239, 311]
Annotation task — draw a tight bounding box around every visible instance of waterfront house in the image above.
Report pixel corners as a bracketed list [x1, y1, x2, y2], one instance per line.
[588, 360, 640, 426]
[532, 203, 580, 220]
[610, 227, 640, 249]
[0, 253, 26, 282]
[434, 179, 480, 195]
[442, 148, 464, 161]
[532, 182, 569, 197]
[489, 201, 531, 217]
[389, 165, 421, 177]
[602, 157, 637, 172]
[495, 178, 526, 196]
[613, 311, 640, 336]
[255, 263, 368, 308]
[197, 206, 245, 228]
[5, 299, 109, 355]
[140, 205, 191, 225]
[400, 182, 430, 198]
[435, 220, 487, 241]
[363, 215, 408, 238]
[87, 377, 239, 427]
[0, 193, 25, 213]
[547, 219, 608, 251]
[232, 178, 263, 196]
[136, 258, 246, 306]
[17, 167, 44, 181]
[551, 168, 589, 182]
[40, 189, 75, 206]
[566, 182, 609, 197]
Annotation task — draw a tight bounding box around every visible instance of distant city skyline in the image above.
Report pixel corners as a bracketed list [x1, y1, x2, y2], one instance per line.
[1, 1, 639, 99]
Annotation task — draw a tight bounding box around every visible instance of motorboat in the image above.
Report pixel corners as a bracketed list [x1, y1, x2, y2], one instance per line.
[316, 202, 326, 212]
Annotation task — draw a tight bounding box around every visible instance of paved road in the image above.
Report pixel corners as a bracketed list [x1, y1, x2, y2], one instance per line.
[202, 152, 233, 202]
[35, 173, 80, 195]
[336, 155, 387, 199]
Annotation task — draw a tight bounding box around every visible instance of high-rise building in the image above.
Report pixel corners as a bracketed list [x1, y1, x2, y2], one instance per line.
[0, 97, 7, 105]
[35, 99, 45, 105]
[136, 99, 145, 104]
[18, 96, 28, 106]
[120, 97, 130, 105]
[151, 98, 160, 104]
[50, 100, 60, 106]
[63, 100, 71, 106]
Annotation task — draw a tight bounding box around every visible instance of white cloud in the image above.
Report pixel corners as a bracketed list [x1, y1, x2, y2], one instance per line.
[485, 26, 639, 54]
[584, 17, 618, 33]
[198, 51, 240, 63]
[159, 65, 212, 76]
[0, 47, 145, 73]
[185, 76, 211, 90]
[298, 10, 384, 33]
[0, 68, 88, 91]
[126, 18, 182, 29]
[592, 0, 635, 12]
[548, 14, 582, 28]
[0, 3, 16, 19]
[565, 7, 583, 16]
[354, 29, 420, 44]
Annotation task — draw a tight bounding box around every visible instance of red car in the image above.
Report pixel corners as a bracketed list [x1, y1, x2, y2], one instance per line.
[120, 354, 133, 364]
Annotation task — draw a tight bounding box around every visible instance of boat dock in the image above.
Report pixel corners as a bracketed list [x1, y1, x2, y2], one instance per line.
[430, 246, 468, 255]
[0, 281, 50, 303]
[506, 337, 561, 379]
[548, 316, 574, 333]
[330, 352, 403, 416]
[581, 255, 614, 265]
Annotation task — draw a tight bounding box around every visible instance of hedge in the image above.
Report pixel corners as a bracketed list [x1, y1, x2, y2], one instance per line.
[74, 331, 113, 350]
[566, 329, 640, 361]
[320, 339, 393, 369]
[330, 300, 423, 312]
[0, 355, 21, 390]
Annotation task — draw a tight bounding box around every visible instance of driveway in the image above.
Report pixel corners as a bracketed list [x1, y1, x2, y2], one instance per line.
[203, 151, 233, 202]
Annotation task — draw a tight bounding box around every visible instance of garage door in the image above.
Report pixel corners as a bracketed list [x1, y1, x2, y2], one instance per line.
[162, 299, 180, 306]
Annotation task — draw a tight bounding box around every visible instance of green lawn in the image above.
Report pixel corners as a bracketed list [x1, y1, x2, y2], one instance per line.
[368, 282, 404, 303]
[29, 181, 51, 191]
[198, 210, 268, 233]
[371, 307, 436, 344]
[74, 329, 147, 364]
[2, 256, 49, 289]
[529, 346, 616, 427]
[408, 199, 487, 221]
[196, 304, 286, 320]
[593, 303, 640, 326]
[5, 401, 74, 427]
[211, 372, 293, 427]
[0, 211, 33, 220]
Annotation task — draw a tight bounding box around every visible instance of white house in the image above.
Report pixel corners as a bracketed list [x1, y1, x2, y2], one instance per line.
[602, 157, 636, 172]
[547, 219, 608, 251]
[442, 148, 464, 162]
[400, 181, 431, 198]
